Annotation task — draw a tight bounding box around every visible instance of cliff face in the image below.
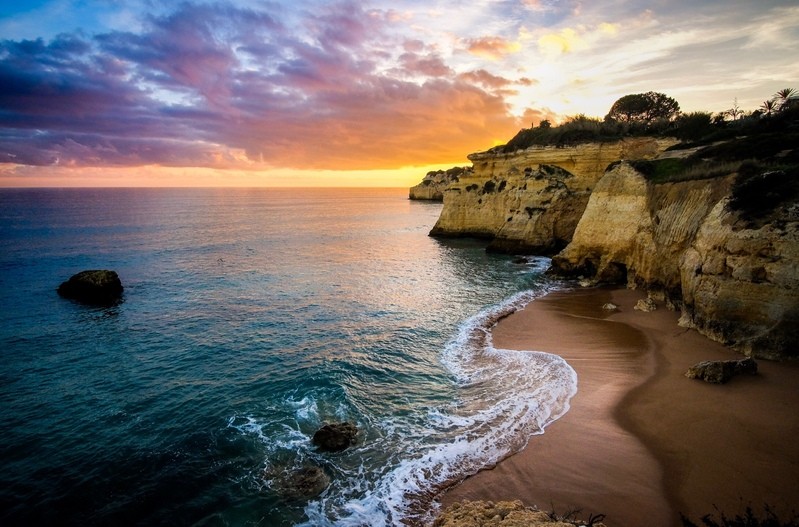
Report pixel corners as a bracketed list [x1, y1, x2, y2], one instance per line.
[420, 134, 798, 358]
[429, 138, 677, 253]
[679, 202, 799, 359]
[409, 167, 471, 201]
[551, 162, 798, 358]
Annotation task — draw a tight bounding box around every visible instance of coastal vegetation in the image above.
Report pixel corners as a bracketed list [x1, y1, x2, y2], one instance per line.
[495, 88, 799, 223]
[494, 88, 798, 153]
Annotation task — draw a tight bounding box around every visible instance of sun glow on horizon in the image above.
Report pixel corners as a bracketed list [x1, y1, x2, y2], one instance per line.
[0, 163, 464, 189]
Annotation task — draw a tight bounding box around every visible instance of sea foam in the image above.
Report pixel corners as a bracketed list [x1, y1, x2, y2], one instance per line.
[298, 287, 578, 526]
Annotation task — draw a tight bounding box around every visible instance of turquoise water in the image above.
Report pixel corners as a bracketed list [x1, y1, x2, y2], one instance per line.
[0, 188, 576, 526]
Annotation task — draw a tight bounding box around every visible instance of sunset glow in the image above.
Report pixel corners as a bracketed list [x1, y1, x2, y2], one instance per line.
[1, 0, 798, 187]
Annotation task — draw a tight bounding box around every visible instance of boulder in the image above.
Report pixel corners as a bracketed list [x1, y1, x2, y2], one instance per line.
[312, 422, 358, 452]
[685, 357, 758, 384]
[634, 298, 657, 312]
[280, 465, 330, 500]
[57, 270, 123, 306]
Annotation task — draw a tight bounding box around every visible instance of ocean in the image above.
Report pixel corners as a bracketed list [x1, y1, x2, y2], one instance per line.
[0, 187, 577, 526]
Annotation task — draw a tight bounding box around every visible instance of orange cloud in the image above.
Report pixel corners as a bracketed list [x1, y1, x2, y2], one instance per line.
[464, 36, 522, 60]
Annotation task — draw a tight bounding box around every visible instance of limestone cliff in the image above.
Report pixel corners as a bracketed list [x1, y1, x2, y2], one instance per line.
[421, 129, 798, 358]
[428, 138, 677, 253]
[409, 166, 471, 201]
[551, 162, 798, 359]
[679, 201, 799, 359]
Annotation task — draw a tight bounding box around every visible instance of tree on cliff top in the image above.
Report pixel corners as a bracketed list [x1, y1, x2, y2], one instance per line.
[605, 91, 680, 124]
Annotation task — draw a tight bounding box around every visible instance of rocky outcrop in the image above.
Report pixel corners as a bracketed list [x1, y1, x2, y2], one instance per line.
[685, 357, 758, 384]
[551, 162, 733, 293]
[57, 270, 123, 306]
[679, 201, 799, 359]
[312, 422, 358, 452]
[428, 138, 676, 254]
[433, 500, 605, 527]
[278, 465, 330, 500]
[550, 162, 798, 358]
[410, 167, 472, 201]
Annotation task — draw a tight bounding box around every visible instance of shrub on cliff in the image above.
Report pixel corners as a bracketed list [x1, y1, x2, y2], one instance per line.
[728, 163, 799, 223]
[673, 112, 714, 141]
[499, 115, 624, 152]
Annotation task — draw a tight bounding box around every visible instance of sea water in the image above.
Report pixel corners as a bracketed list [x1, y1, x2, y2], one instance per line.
[0, 188, 577, 526]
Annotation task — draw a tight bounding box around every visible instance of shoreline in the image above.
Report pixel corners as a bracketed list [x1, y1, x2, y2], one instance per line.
[438, 286, 799, 526]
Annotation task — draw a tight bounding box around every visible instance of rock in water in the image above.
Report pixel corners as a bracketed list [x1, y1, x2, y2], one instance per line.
[282, 465, 330, 500]
[312, 422, 358, 452]
[57, 270, 123, 306]
[685, 357, 758, 384]
[602, 303, 619, 311]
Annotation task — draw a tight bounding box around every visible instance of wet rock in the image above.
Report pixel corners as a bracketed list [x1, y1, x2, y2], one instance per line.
[602, 303, 619, 311]
[312, 422, 358, 452]
[57, 270, 123, 306]
[280, 465, 330, 500]
[685, 357, 758, 384]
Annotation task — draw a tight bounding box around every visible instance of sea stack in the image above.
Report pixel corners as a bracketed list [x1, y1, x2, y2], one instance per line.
[57, 270, 124, 306]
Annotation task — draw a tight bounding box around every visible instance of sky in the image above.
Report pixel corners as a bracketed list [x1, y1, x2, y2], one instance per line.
[1, 0, 798, 187]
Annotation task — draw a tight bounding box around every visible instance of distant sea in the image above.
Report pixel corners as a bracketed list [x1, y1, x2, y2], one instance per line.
[0, 187, 577, 526]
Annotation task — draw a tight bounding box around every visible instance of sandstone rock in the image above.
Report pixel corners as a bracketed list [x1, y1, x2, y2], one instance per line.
[57, 270, 123, 306]
[685, 357, 758, 384]
[634, 298, 657, 312]
[427, 137, 798, 358]
[312, 422, 358, 452]
[602, 303, 619, 311]
[679, 200, 799, 359]
[429, 138, 675, 254]
[433, 500, 604, 527]
[410, 167, 471, 201]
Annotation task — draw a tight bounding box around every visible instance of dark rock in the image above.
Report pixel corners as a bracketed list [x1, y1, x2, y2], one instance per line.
[312, 422, 358, 452]
[685, 357, 758, 384]
[57, 270, 123, 306]
[281, 465, 330, 500]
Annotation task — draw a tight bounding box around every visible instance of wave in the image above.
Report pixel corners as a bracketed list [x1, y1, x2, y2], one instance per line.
[294, 286, 578, 526]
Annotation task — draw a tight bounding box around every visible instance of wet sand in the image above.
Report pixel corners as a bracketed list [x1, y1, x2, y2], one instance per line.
[439, 287, 799, 526]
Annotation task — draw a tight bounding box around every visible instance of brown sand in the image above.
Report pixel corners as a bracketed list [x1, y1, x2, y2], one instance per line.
[439, 287, 799, 526]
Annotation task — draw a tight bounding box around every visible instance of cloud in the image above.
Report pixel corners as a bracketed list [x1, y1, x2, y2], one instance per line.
[463, 36, 522, 60]
[0, 1, 523, 171]
[537, 27, 586, 55]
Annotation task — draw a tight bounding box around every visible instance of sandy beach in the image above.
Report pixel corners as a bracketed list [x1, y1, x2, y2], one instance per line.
[439, 287, 799, 526]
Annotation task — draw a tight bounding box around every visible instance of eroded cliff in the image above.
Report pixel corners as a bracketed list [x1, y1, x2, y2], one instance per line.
[428, 138, 677, 253]
[550, 162, 798, 358]
[416, 132, 798, 358]
[409, 166, 471, 201]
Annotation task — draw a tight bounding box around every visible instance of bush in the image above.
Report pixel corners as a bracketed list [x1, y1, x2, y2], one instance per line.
[728, 166, 799, 221]
[673, 112, 714, 141]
